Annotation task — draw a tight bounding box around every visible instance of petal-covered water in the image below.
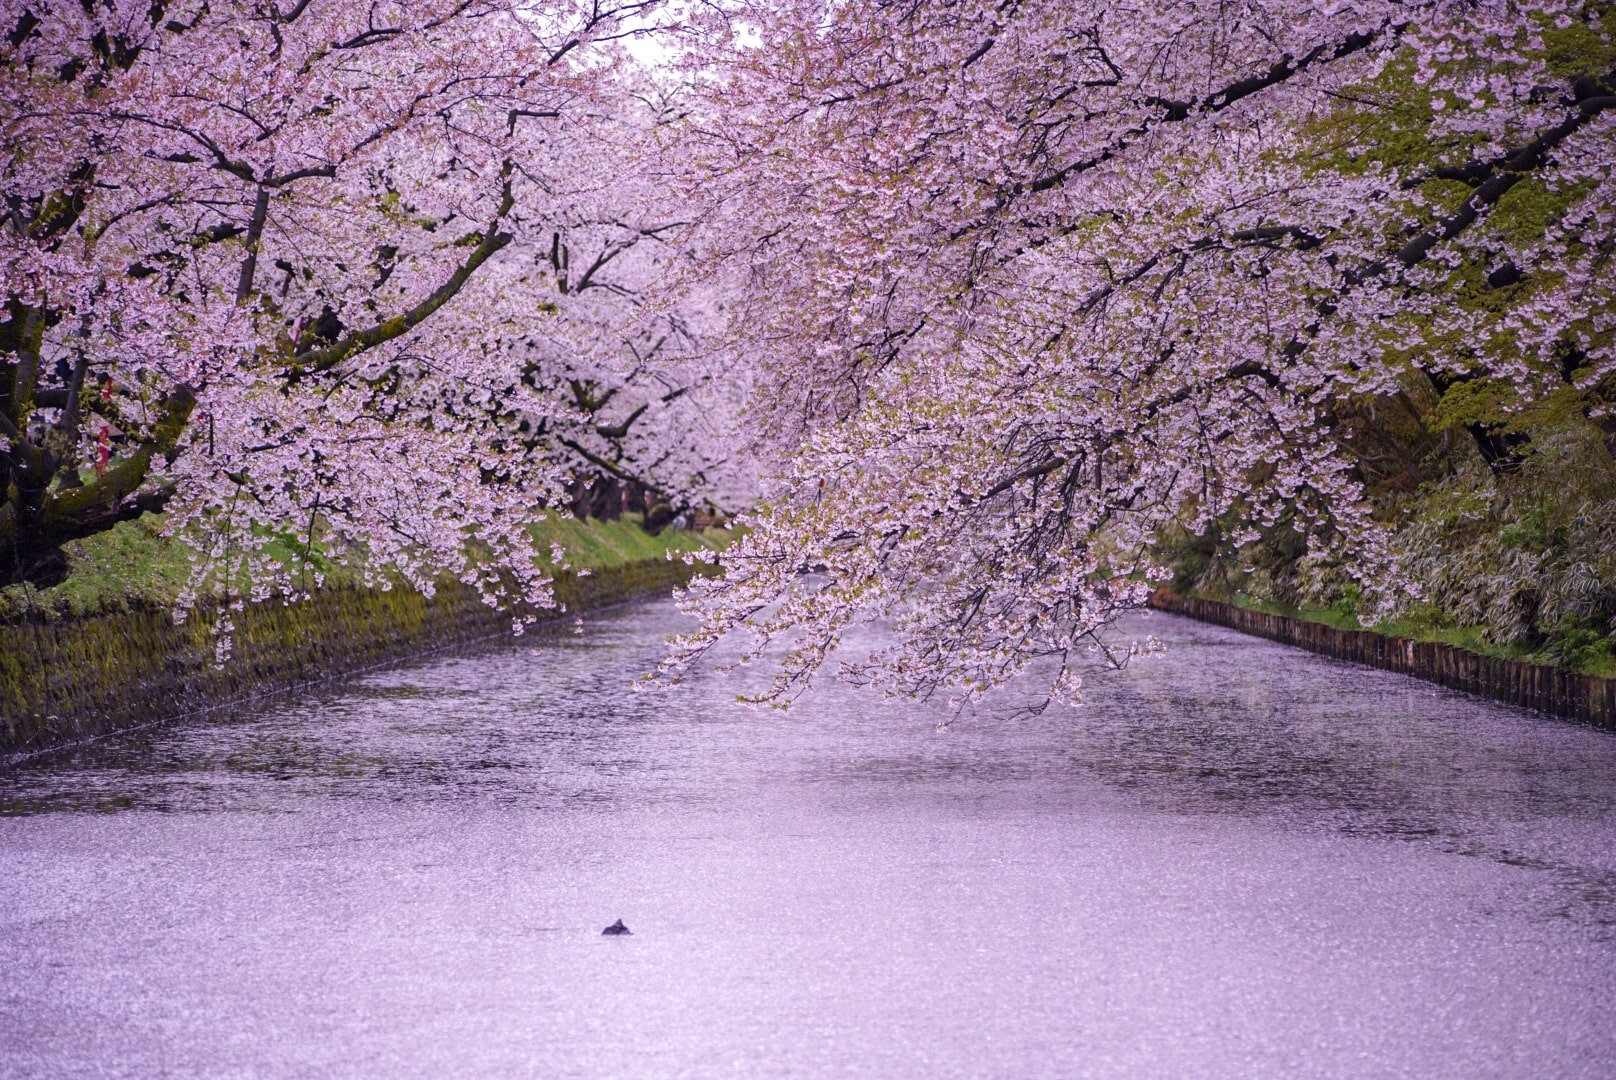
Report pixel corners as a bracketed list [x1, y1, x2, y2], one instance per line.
[2, 603, 1614, 1078]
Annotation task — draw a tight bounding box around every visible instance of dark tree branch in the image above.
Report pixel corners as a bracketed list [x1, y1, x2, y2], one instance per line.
[288, 171, 516, 377]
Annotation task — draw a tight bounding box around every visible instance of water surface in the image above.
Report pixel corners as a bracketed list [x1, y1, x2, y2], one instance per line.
[2, 603, 1614, 1078]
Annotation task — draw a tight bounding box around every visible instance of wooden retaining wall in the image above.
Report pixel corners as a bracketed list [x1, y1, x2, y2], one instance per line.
[1149, 589, 1616, 730]
[1, 558, 710, 758]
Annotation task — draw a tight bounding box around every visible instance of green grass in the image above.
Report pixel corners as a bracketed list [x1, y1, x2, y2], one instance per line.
[0, 514, 193, 621]
[1225, 593, 1616, 679]
[0, 511, 731, 623]
[529, 513, 725, 570]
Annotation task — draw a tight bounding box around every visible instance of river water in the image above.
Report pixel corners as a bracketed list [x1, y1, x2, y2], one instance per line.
[2, 601, 1614, 1079]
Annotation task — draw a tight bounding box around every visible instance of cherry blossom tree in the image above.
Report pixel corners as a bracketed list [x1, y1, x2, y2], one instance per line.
[1, 0, 746, 629]
[7, 0, 1610, 694]
[658, 0, 1616, 703]
[516, 165, 754, 524]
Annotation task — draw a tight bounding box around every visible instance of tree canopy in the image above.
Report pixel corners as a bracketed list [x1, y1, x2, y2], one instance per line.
[2, 0, 739, 624]
[658, 0, 1616, 701]
[5, 0, 1614, 691]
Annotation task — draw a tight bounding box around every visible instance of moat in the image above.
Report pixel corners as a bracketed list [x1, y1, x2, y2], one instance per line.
[3, 600, 1613, 1078]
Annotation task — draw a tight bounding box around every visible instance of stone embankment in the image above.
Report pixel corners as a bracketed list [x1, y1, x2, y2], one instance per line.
[2, 559, 708, 759]
[1150, 589, 1616, 730]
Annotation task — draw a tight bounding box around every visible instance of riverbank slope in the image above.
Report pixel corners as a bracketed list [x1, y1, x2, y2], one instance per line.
[1, 517, 722, 758]
[1150, 589, 1616, 729]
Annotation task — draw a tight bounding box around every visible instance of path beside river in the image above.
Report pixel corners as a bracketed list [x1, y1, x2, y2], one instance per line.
[2, 602, 1613, 1078]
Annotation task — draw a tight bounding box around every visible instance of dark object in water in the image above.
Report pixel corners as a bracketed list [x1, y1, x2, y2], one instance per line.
[602, 919, 631, 936]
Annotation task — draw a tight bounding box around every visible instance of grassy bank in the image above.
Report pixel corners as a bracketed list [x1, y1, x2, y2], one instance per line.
[1217, 592, 1616, 680]
[1152, 589, 1616, 729]
[1, 514, 728, 757]
[0, 512, 725, 623]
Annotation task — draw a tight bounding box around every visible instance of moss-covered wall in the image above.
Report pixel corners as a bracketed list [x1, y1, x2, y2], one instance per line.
[1, 559, 709, 757]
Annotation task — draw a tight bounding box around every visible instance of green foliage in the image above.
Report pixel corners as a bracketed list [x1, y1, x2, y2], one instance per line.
[1542, 616, 1616, 675]
[1498, 505, 1570, 553]
[1428, 379, 1519, 435]
[1157, 523, 1233, 598]
[1329, 583, 1363, 626]
[1182, 409, 1616, 677]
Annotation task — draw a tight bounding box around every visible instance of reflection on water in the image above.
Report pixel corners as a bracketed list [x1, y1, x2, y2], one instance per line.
[2, 604, 1614, 1079]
